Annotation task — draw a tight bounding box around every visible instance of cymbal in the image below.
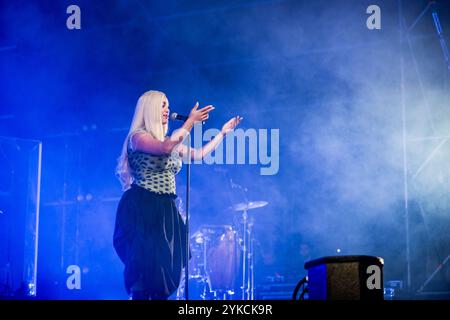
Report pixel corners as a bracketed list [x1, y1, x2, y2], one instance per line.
[231, 201, 268, 212]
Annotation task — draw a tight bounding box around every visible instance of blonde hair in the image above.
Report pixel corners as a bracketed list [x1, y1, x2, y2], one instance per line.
[116, 90, 169, 190]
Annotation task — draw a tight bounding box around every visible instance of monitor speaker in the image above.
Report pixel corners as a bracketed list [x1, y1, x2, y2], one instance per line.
[304, 255, 384, 300]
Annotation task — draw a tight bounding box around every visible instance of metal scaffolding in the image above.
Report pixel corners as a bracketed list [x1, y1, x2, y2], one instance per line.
[398, 0, 450, 296]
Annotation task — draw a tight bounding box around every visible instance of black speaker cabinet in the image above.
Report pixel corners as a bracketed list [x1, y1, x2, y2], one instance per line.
[304, 255, 384, 300]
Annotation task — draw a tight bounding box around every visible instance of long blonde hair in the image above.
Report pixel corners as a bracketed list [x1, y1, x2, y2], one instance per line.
[116, 90, 169, 190]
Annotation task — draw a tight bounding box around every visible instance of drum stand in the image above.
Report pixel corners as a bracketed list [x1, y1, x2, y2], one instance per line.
[241, 209, 255, 300]
[225, 176, 268, 301]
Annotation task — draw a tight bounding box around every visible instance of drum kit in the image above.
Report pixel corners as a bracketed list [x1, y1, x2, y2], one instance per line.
[175, 199, 268, 300]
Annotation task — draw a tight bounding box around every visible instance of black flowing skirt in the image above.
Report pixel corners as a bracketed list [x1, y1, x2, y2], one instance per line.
[113, 184, 187, 299]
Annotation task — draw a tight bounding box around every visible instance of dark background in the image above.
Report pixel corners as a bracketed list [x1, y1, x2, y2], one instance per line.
[1, 0, 450, 299]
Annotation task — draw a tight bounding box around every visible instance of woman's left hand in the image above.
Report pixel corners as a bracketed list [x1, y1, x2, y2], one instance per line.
[221, 116, 243, 135]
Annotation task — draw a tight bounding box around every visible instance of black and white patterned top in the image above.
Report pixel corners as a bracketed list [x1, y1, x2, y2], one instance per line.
[127, 131, 182, 195]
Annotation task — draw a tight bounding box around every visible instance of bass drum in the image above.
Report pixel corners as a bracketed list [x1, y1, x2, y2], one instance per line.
[204, 225, 241, 292]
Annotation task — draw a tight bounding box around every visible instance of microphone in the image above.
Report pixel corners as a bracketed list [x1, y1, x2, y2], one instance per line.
[170, 112, 205, 124]
[170, 113, 189, 121]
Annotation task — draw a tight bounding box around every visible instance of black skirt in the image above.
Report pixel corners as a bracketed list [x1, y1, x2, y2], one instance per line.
[113, 184, 187, 299]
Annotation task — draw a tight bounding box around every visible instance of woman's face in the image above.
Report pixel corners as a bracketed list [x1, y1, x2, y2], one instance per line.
[161, 100, 169, 125]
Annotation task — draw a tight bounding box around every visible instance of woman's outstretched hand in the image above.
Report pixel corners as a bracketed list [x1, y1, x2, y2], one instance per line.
[221, 116, 243, 135]
[188, 102, 215, 123]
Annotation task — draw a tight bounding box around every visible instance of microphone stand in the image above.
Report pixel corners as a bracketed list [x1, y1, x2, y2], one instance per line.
[185, 132, 191, 300]
[172, 115, 198, 300]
